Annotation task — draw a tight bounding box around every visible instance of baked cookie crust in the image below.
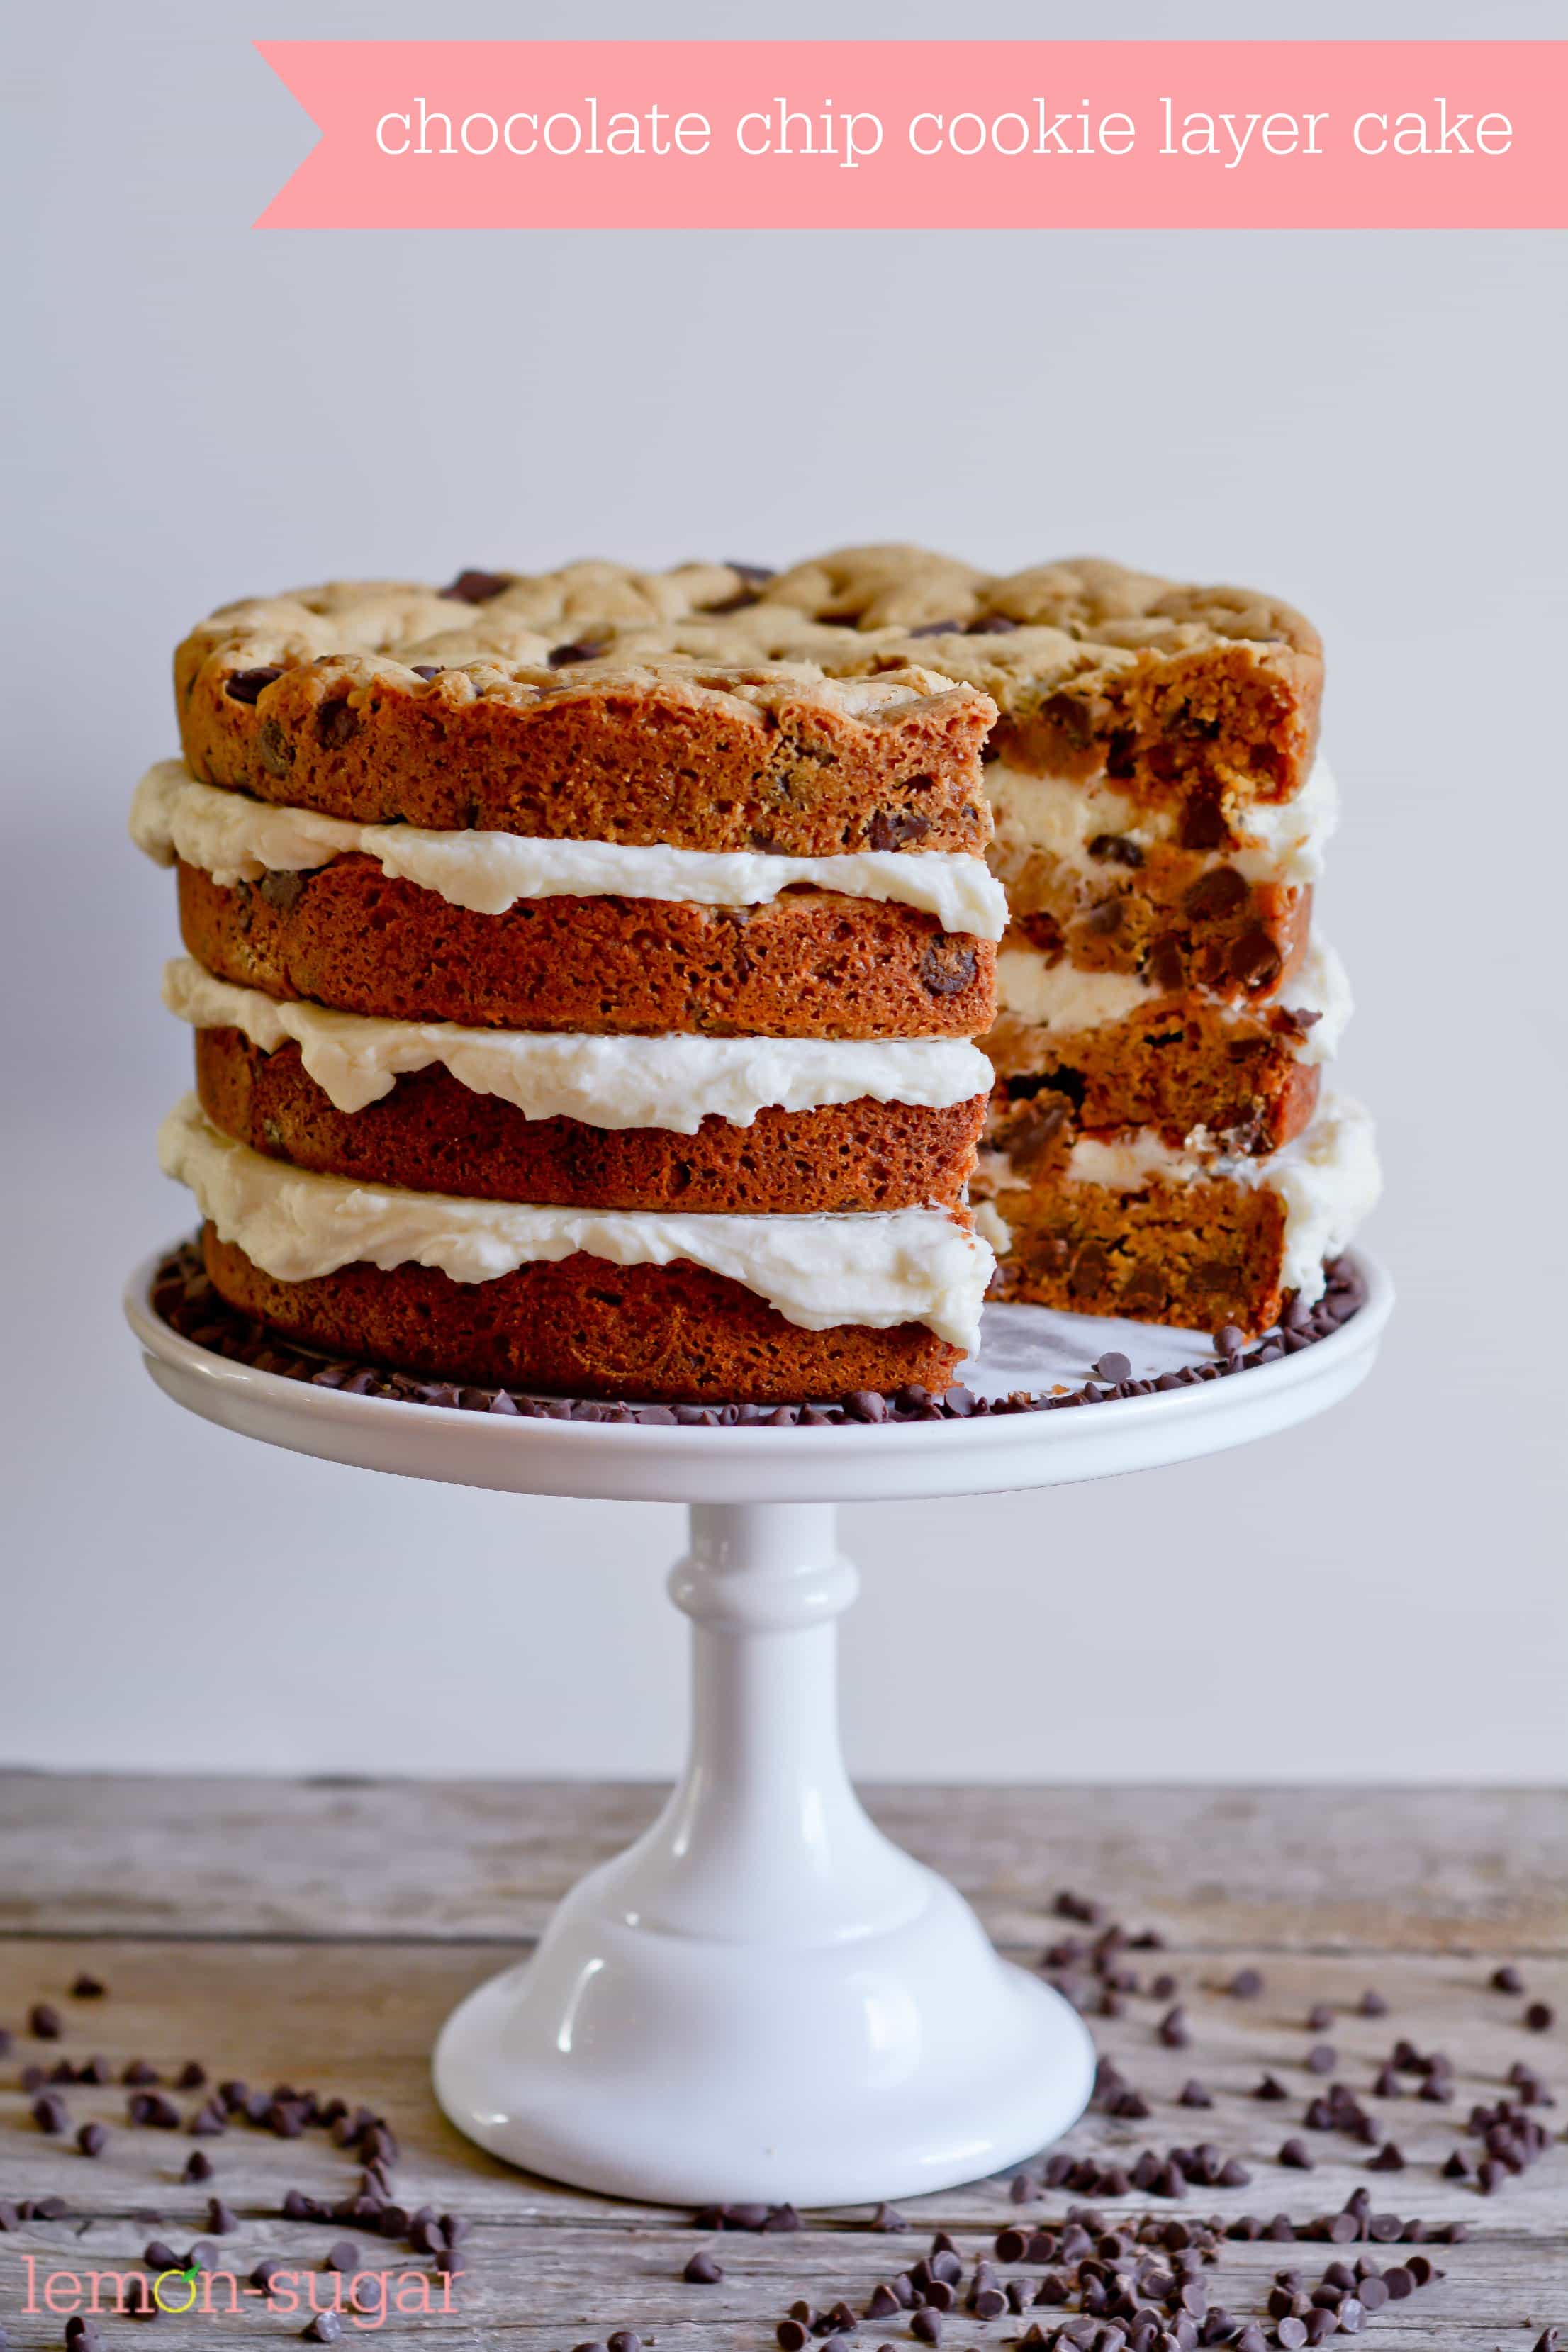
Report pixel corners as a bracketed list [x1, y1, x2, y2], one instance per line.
[175, 861, 998, 1040]
[194, 1028, 985, 1215]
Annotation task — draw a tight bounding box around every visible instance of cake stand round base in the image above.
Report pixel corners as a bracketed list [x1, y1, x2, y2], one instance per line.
[434, 1880, 1092, 2209]
[126, 1250, 1391, 2205]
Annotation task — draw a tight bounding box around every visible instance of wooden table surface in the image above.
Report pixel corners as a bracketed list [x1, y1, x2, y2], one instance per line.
[1, 1779, 1563, 2348]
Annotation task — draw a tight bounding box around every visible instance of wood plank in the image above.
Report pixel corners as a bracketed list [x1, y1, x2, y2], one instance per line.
[1, 1942, 1562, 2320]
[3, 1777, 1564, 1951]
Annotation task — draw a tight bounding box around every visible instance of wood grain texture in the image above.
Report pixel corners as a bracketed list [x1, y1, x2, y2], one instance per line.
[3, 1778, 1564, 1949]
[1, 1778, 1564, 2348]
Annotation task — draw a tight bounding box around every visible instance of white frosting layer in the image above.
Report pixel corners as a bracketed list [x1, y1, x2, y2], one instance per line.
[985, 755, 1340, 888]
[130, 761, 1007, 941]
[158, 1096, 994, 1348]
[995, 931, 1351, 1066]
[162, 958, 993, 1130]
[1065, 1095, 1380, 1305]
[995, 951, 1149, 1031]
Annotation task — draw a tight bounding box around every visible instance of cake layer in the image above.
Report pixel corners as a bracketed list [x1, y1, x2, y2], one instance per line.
[176, 861, 997, 1038]
[159, 1094, 994, 1349]
[132, 763, 1007, 940]
[177, 552, 1321, 835]
[198, 1227, 964, 1404]
[985, 933, 1349, 1155]
[164, 958, 994, 1126]
[983, 754, 1333, 998]
[977, 1095, 1379, 1335]
[177, 633, 995, 855]
[194, 1028, 987, 1214]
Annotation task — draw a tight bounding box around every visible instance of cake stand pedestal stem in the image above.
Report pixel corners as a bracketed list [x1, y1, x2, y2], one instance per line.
[643, 1502, 917, 1939]
[430, 1496, 1096, 2205]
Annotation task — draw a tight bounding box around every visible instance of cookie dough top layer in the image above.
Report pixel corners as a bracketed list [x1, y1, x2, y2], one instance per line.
[175, 547, 1321, 849]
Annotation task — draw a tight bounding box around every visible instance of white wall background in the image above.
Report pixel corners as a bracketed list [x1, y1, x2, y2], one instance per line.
[3, 0, 1563, 1782]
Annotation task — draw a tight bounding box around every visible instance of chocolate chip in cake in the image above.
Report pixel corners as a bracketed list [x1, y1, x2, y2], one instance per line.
[1179, 795, 1229, 851]
[867, 808, 932, 851]
[549, 638, 608, 667]
[1087, 832, 1143, 868]
[1148, 934, 1187, 993]
[907, 618, 965, 638]
[917, 939, 977, 997]
[1184, 866, 1248, 919]
[224, 665, 284, 704]
[316, 700, 359, 749]
[443, 569, 511, 603]
[1229, 926, 1283, 990]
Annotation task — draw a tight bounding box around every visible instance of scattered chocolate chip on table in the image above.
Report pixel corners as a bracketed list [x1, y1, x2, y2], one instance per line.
[0, 1779, 1562, 2344]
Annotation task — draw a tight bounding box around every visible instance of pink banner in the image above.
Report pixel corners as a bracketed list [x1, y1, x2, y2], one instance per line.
[254, 42, 1568, 232]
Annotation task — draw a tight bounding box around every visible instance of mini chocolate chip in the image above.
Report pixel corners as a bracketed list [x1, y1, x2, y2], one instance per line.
[77, 2122, 109, 2157]
[1277, 2138, 1313, 2170]
[1525, 2000, 1555, 2031]
[69, 1975, 106, 1998]
[303, 2318, 342, 2345]
[1177, 2079, 1213, 2107]
[1357, 1988, 1389, 2015]
[1306, 2003, 1334, 2030]
[1306, 2044, 1336, 2074]
[29, 2003, 62, 2039]
[443, 569, 510, 603]
[1230, 1967, 1265, 1998]
[183, 2151, 213, 2182]
[683, 2252, 722, 2283]
[1093, 1352, 1131, 1382]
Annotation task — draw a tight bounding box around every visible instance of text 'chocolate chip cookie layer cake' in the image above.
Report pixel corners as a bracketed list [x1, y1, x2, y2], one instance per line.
[133, 548, 1379, 1404]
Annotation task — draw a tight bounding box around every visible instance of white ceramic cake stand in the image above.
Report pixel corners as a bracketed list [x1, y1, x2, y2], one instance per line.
[125, 1248, 1390, 2208]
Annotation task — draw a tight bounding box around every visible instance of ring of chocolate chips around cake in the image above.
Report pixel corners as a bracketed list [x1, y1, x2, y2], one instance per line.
[150, 1241, 1366, 1429]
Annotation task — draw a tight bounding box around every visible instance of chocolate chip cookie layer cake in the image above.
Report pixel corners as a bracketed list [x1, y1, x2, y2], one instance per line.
[132, 566, 1006, 1402]
[396, 543, 1374, 1343]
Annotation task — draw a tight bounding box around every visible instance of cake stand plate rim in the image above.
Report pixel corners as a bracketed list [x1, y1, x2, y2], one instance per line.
[124, 1248, 1391, 1505]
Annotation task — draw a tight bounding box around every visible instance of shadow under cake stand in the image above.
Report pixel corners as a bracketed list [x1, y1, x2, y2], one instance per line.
[125, 1249, 1391, 2208]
